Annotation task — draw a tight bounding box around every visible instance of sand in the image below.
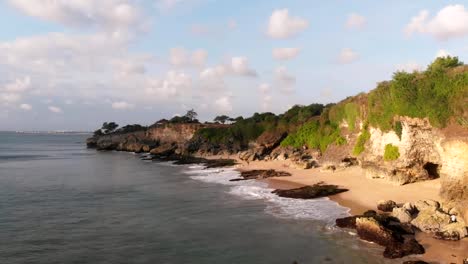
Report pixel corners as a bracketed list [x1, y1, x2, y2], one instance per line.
[232, 158, 468, 264]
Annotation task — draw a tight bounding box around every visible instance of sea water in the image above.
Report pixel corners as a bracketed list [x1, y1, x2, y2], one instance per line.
[0, 132, 400, 264]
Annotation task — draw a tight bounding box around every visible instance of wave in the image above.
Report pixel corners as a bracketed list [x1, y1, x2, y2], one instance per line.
[185, 165, 350, 224]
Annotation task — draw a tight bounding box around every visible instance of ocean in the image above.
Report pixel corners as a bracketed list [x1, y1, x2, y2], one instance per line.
[0, 132, 399, 263]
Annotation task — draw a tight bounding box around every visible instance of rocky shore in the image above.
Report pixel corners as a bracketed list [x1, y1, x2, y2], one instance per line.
[86, 118, 468, 263]
[335, 198, 468, 260]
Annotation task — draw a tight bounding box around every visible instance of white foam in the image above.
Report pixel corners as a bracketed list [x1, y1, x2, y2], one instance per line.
[185, 166, 350, 223]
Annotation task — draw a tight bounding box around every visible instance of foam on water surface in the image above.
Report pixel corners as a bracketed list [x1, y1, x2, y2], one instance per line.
[186, 165, 350, 224]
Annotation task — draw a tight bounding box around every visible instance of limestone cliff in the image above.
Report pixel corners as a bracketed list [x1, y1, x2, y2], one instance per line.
[87, 123, 207, 154]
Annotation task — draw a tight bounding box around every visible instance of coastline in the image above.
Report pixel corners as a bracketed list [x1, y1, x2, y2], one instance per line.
[228, 157, 468, 264]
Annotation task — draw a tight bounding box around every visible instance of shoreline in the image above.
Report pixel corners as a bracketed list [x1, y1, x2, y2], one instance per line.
[230, 158, 468, 264]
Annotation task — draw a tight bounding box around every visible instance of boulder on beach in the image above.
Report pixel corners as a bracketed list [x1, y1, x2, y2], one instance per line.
[336, 211, 425, 259]
[392, 207, 414, 223]
[410, 209, 450, 233]
[377, 200, 397, 212]
[272, 182, 348, 199]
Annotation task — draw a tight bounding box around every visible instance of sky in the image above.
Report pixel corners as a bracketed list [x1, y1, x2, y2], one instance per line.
[0, 0, 467, 131]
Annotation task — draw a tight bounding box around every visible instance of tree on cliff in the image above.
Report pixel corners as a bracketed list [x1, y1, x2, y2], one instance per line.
[169, 109, 199, 123]
[214, 115, 230, 124]
[101, 122, 119, 134]
[185, 109, 198, 122]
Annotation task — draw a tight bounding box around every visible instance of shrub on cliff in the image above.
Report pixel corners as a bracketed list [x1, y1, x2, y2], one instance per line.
[384, 144, 400, 161]
[368, 56, 466, 130]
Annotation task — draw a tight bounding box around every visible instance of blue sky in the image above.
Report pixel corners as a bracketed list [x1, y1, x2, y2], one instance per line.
[0, 0, 467, 131]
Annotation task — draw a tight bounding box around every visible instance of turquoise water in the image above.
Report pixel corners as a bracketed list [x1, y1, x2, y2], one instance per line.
[0, 132, 399, 263]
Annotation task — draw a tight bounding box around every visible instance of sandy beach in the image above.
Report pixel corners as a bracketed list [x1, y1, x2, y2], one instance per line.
[232, 158, 468, 264]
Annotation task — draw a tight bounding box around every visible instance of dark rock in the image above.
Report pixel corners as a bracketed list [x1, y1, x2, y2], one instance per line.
[363, 210, 377, 217]
[383, 237, 425, 259]
[150, 143, 177, 156]
[168, 156, 237, 168]
[356, 217, 397, 247]
[336, 216, 358, 229]
[377, 200, 397, 212]
[255, 130, 287, 153]
[336, 212, 425, 259]
[272, 182, 348, 199]
[230, 169, 291, 181]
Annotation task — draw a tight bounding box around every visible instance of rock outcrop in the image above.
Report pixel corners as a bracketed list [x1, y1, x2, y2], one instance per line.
[336, 211, 424, 259]
[272, 183, 348, 199]
[230, 170, 291, 181]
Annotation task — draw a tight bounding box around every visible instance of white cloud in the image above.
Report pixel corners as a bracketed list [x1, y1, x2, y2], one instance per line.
[191, 49, 208, 66]
[258, 83, 270, 94]
[0, 93, 21, 104]
[48, 106, 63, 113]
[200, 66, 226, 81]
[214, 96, 232, 113]
[8, 0, 147, 37]
[145, 71, 192, 98]
[169, 47, 208, 67]
[395, 62, 423, 72]
[272, 48, 301, 60]
[19, 103, 32, 110]
[231, 57, 257, 77]
[346, 13, 366, 29]
[405, 5, 468, 40]
[338, 48, 359, 64]
[4, 76, 31, 92]
[275, 66, 295, 93]
[435, 49, 451, 58]
[267, 9, 309, 39]
[199, 65, 226, 91]
[111, 101, 134, 110]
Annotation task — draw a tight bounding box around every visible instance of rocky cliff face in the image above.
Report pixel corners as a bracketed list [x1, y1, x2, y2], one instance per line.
[86, 123, 206, 154]
[357, 117, 467, 196]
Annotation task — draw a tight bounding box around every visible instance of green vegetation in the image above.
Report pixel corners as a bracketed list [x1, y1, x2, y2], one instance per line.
[280, 120, 343, 153]
[384, 144, 400, 161]
[394, 121, 403, 139]
[169, 109, 199, 123]
[328, 102, 360, 131]
[98, 122, 119, 135]
[195, 104, 325, 148]
[368, 56, 466, 130]
[213, 115, 232, 124]
[281, 56, 466, 154]
[352, 128, 370, 155]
